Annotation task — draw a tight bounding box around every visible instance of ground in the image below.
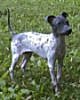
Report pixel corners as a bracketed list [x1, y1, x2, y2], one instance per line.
[0, 0, 80, 99]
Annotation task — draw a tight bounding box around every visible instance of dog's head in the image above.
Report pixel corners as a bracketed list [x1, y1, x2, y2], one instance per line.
[45, 12, 72, 36]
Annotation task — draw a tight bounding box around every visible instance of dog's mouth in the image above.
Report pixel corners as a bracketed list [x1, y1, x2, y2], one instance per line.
[61, 28, 72, 36]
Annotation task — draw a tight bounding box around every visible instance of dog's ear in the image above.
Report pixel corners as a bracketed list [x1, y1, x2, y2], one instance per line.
[61, 12, 68, 18]
[45, 15, 55, 24]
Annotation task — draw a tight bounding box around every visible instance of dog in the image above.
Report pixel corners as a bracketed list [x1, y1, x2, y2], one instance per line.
[8, 9, 72, 94]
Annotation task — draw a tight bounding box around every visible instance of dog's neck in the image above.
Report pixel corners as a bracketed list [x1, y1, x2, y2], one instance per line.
[53, 32, 65, 40]
[58, 35, 65, 41]
[52, 33, 65, 45]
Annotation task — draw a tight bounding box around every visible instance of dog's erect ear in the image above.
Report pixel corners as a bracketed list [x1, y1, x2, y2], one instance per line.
[45, 15, 55, 24]
[61, 12, 68, 18]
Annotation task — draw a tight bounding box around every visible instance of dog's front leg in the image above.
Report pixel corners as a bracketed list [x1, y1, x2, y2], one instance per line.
[47, 55, 58, 93]
[57, 59, 63, 84]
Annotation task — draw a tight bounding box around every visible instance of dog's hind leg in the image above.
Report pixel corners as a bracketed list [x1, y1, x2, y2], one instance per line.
[9, 54, 19, 80]
[21, 52, 32, 75]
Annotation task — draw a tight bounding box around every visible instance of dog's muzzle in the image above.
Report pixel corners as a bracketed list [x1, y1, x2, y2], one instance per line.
[61, 28, 72, 36]
[65, 28, 72, 35]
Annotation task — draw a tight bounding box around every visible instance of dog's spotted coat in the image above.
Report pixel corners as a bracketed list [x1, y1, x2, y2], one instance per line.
[12, 32, 58, 58]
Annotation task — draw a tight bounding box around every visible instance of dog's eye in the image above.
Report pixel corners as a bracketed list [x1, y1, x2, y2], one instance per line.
[58, 22, 61, 26]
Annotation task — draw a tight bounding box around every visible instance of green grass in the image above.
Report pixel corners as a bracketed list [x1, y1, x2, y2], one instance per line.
[0, 0, 80, 99]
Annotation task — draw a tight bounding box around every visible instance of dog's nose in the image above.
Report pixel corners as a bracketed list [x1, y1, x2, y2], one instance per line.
[68, 28, 72, 33]
[66, 28, 72, 35]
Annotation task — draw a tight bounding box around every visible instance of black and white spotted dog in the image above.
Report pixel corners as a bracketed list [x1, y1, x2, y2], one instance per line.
[8, 9, 72, 94]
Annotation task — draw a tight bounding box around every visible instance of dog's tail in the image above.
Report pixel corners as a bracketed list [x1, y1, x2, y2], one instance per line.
[7, 8, 16, 38]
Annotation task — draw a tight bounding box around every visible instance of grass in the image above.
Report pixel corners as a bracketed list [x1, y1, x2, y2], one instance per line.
[0, 0, 80, 99]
